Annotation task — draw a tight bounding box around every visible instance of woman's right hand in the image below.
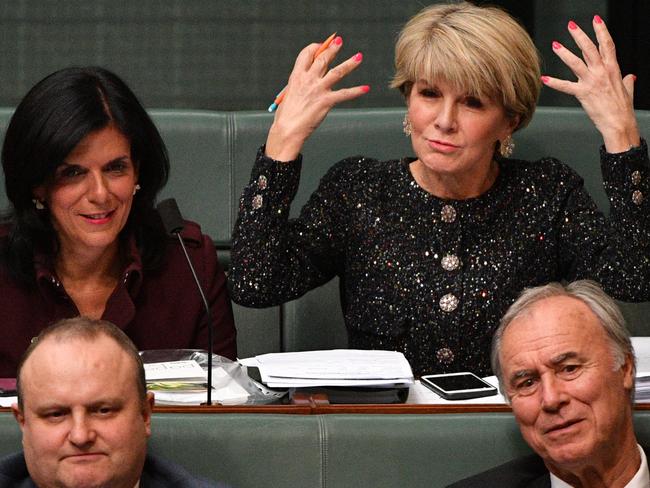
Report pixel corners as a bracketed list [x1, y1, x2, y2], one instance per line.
[265, 36, 369, 162]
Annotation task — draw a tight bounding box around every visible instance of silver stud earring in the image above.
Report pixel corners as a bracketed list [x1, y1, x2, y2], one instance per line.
[133, 184, 141, 196]
[32, 199, 45, 210]
[402, 113, 412, 137]
[500, 135, 514, 158]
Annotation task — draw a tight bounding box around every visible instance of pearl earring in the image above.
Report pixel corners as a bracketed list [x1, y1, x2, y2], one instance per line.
[133, 184, 141, 196]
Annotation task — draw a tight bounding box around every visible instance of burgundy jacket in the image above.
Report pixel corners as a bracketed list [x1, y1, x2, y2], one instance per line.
[0, 220, 236, 377]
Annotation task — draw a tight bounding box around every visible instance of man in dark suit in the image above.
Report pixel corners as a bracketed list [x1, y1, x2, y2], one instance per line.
[0, 317, 228, 488]
[449, 281, 647, 487]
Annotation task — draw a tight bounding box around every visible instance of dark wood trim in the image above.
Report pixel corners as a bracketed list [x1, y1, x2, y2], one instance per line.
[151, 404, 312, 414]
[3, 403, 649, 415]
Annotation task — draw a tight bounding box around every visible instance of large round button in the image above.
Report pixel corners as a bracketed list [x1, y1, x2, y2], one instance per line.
[257, 175, 268, 190]
[440, 205, 457, 223]
[439, 293, 459, 312]
[252, 194, 263, 210]
[436, 347, 454, 365]
[632, 190, 644, 206]
[441, 254, 460, 271]
[631, 170, 642, 186]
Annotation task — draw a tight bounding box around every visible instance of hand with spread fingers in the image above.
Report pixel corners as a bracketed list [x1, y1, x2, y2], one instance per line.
[542, 15, 640, 153]
[231, 3, 650, 379]
[265, 36, 369, 161]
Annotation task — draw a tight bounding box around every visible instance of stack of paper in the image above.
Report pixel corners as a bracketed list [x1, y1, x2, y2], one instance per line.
[145, 359, 207, 387]
[0, 378, 17, 408]
[144, 359, 249, 405]
[635, 376, 650, 401]
[633, 337, 650, 402]
[241, 349, 414, 388]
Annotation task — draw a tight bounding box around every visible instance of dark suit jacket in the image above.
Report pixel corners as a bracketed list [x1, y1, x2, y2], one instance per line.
[447, 444, 650, 488]
[446, 453, 550, 488]
[0, 451, 229, 488]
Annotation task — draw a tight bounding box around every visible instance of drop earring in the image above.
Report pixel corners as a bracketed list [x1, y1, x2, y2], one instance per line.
[500, 135, 514, 158]
[133, 184, 141, 196]
[32, 199, 45, 210]
[402, 113, 412, 136]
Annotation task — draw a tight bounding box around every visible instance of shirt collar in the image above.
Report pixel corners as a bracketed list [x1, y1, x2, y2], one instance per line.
[550, 444, 648, 488]
[34, 233, 144, 297]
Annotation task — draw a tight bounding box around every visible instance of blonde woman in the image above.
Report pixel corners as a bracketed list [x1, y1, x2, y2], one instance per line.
[230, 3, 648, 376]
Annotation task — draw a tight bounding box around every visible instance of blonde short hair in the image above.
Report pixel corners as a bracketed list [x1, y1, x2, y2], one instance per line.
[391, 2, 541, 130]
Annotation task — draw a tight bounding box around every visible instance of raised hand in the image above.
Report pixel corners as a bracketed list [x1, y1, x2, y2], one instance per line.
[541, 15, 639, 153]
[265, 36, 369, 161]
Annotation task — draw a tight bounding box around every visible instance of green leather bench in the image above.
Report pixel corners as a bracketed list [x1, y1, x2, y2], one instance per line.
[0, 107, 647, 356]
[1, 410, 650, 487]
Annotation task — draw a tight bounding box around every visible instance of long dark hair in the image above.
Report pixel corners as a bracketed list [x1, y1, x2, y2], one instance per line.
[1, 66, 170, 285]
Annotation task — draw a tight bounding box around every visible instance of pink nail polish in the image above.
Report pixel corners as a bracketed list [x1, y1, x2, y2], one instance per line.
[632, 74, 637, 82]
[568, 20, 578, 30]
[360, 85, 370, 94]
[594, 15, 603, 24]
[552, 41, 562, 50]
[540, 76, 550, 84]
[354, 52, 363, 62]
[334, 36, 343, 46]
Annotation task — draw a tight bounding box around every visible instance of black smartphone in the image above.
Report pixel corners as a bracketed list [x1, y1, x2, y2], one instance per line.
[420, 372, 497, 400]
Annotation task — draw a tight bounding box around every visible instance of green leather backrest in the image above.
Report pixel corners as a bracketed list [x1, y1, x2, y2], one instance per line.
[1, 411, 650, 487]
[153, 110, 232, 245]
[0, 107, 647, 355]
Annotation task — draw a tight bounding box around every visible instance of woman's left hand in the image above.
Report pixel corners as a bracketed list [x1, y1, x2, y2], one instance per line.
[542, 15, 640, 153]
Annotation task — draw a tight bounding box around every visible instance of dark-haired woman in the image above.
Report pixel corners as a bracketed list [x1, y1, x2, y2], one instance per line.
[0, 67, 236, 377]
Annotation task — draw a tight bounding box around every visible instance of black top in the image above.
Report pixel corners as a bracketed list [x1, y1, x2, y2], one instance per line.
[230, 142, 650, 376]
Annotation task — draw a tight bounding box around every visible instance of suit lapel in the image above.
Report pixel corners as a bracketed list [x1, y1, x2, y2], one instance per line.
[531, 472, 551, 488]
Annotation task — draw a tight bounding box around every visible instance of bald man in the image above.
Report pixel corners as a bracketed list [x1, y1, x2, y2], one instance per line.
[1, 316, 228, 488]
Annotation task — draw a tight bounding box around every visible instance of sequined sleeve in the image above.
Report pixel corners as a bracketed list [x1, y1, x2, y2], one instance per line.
[229, 147, 351, 307]
[560, 139, 650, 300]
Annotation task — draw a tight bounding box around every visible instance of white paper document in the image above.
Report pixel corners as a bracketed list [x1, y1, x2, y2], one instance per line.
[240, 349, 414, 388]
[632, 337, 650, 402]
[144, 360, 207, 382]
[0, 396, 17, 408]
[633, 337, 650, 374]
[151, 367, 249, 405]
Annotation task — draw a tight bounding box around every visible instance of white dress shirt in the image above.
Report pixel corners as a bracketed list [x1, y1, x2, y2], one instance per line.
[550, 445, 649, 488]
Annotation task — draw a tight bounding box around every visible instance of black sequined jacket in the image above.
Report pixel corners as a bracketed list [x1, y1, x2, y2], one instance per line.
[230, 142, 650, 376]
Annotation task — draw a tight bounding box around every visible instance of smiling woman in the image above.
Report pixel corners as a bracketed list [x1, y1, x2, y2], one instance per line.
[34, 125, 138, 317]
[0, 67, 237, 377]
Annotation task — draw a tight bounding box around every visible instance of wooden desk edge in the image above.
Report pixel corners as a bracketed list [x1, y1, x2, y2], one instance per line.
[2, 403, 649, 414]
